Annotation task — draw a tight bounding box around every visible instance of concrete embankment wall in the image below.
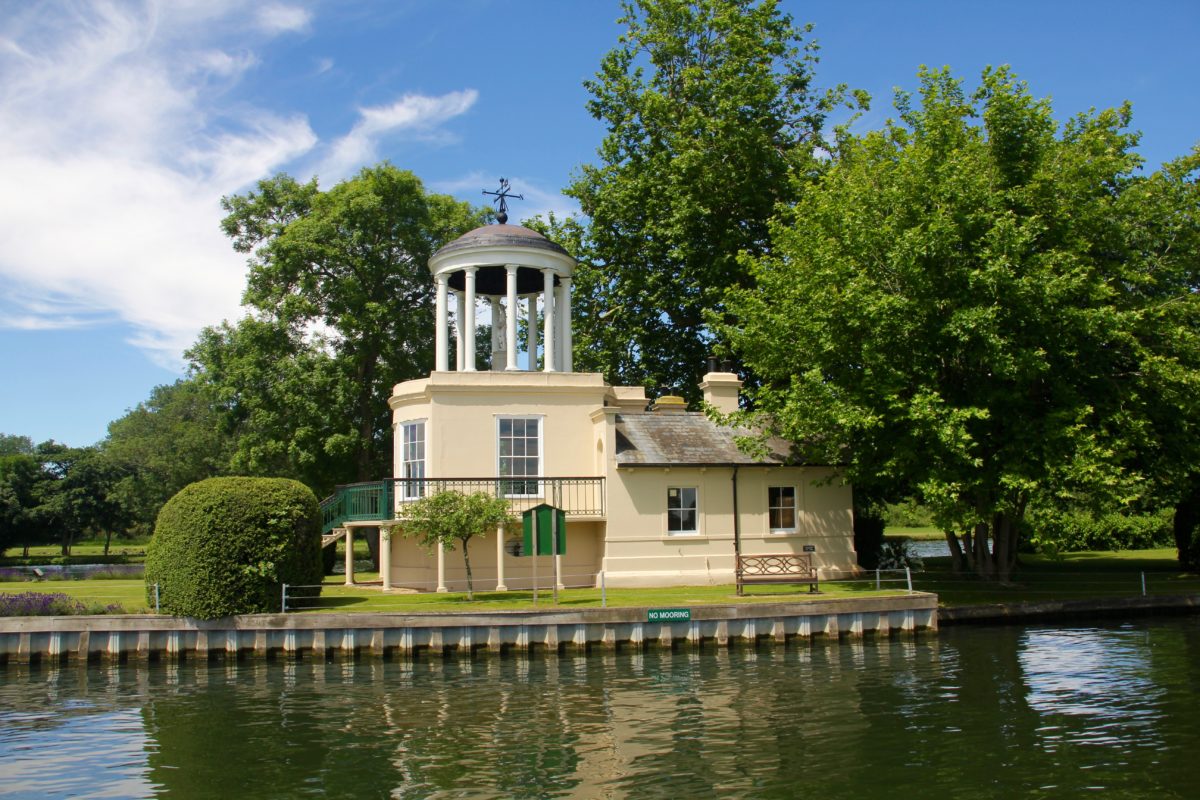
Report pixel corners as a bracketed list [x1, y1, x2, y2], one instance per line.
[0, 595, 936, 665]
[938, 594, 1200, 626]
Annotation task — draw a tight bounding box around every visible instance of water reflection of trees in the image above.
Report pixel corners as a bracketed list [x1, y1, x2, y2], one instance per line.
[4, 621, 1195, 798]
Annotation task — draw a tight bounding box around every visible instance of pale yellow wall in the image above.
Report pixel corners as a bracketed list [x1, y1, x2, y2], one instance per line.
[391, 372, 609, 478]
[386, 371, 858, 590]
[601, 464, 857, 585]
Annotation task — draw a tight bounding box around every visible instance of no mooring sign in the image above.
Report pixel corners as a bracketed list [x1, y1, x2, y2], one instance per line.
[647, 608, 691, 623]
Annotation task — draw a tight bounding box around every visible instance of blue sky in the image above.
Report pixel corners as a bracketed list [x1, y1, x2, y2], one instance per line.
[2, 0, 1197, 448]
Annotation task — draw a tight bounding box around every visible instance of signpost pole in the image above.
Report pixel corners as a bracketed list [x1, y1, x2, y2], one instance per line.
[532, 512, 538, 607]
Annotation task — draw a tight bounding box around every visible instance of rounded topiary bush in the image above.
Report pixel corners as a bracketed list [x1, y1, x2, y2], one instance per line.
[145, 477, 323, 619]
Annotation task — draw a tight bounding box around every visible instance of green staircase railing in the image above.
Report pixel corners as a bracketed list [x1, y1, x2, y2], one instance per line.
[320, 481, 393, 534]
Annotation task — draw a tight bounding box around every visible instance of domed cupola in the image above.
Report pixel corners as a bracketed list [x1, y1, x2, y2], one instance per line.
[428, 179, 576, 372]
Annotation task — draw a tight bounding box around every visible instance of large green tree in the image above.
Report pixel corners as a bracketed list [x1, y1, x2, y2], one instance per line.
[200, 164, 486, 491]
[725, 66, 1200, 579]
[102, 379, 233, 535]
[566, 0, 861, 400]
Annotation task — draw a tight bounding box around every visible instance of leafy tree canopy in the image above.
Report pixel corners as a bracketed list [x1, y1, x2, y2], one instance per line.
[725, 66, 1200, 579]
[566, 0, 863, 401]
[194, 164, 487, 491]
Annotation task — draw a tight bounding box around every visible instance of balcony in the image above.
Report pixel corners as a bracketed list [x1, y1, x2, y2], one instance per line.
[320, 477, 605, 534]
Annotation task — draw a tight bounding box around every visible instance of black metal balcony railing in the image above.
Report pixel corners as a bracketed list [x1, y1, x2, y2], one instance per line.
[320, 477, 605, 534]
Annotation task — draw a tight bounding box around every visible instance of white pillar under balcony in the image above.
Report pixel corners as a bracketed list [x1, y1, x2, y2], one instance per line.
[505, 265, 519, 371]
[436, 542, 447, 592]
[495, 522, 508, 591]
[560, 276, 573, 373]
[463, 267, 477, 372]
[435, 275, 449, 371]
[453, 289, 465, 370]
[525, 294, 538, 371]
[343, 529, 354, 586]
[380, 527, 393, 590]
[542, 268, 556, 372]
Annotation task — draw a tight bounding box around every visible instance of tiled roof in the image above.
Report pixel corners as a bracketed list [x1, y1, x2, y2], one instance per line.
[613, 412, 796, 467]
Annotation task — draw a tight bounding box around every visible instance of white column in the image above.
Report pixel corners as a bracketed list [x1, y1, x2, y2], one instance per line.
[542, 268, 556, 372]
[380, 527, 393, 590]
[343, 528, 354, 586]
[560, 276, 573, 373]
[525, 294, 538, 371]
[495, 522, 508, 591]
[505, 266, 519, 371]
[453, 289, 465, 371]
[489, 296, 502, 371]
[464, 267, 477, 372]
[436, 542, 447, 592]
[435, 275, 448, 371]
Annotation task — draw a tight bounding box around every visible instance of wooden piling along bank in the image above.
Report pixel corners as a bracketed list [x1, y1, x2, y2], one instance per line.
[0, 595, 937, 665]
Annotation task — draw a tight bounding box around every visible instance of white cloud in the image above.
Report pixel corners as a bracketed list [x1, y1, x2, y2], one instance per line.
[0, 2, 318, 369]
[0, 1, 480, 371]
[255, 4, 312, 34]
[317, 90, 479, 183]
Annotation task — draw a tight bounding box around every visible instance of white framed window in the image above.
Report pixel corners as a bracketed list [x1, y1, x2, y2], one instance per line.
[768, 486, 797, 532]
[400, 420, 425, 499]
[497, 416, 542, 497]
[667, 486, 698, 534]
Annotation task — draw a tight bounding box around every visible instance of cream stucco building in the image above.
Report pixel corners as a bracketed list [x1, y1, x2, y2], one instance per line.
[324, 215, 858, 591]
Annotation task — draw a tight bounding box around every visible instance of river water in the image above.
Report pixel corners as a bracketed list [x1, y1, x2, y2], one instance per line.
[1, 618, 1196, 799]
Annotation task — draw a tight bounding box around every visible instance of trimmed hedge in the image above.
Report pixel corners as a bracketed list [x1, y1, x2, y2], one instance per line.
[145, 477, 323, 619]
[1027, 508, 1174, 554]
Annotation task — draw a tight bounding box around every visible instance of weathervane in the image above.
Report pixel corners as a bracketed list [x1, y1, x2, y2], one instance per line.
[483, 177, 523, 224]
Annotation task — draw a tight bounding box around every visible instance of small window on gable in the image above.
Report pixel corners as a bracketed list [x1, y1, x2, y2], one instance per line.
[667, 486, 698, 534]
[769, 486, 797, 532]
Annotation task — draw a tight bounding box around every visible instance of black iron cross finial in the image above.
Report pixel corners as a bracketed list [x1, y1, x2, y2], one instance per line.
[483, 177, 523, 224]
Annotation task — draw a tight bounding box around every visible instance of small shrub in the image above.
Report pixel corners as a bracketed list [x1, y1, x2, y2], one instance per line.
[144, 477, 323, 619]
[1028, 508, 1174, 553]
[877, 539, 924, 571]
[883, 498, 934, 528]
[0, 592, 124, 616]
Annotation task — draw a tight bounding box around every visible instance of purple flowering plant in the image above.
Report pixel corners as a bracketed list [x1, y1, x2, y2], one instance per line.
[0, 592, 125, 616]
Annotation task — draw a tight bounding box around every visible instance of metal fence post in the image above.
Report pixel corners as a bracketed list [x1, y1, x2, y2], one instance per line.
[1141, 571, 1147, 597]
[905, 566, 912, 594]
[154, 583, 160, 614]
[875, 568, 880, 591]
[282, 583, 288, 613]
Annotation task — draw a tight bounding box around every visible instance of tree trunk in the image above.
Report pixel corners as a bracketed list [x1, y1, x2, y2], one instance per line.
[1173, 478, 1200, 570]
[461, 536, 474, 600]
[972, 521, 992, 579]
[945, 529, 966, 572]
[103, 528, 113, 557]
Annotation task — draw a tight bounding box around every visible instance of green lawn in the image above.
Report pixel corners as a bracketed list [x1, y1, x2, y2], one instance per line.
[2, 548, 1195, 615]
[1, 538, 150, 562]
[884, 526, 943, 540]
[910, 548, 1200, 606]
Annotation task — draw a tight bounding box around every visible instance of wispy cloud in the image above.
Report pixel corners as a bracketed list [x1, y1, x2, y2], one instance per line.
[0, 2, 478, 371]
[256, 3, 312, 34]
[316, 90, 479, 183]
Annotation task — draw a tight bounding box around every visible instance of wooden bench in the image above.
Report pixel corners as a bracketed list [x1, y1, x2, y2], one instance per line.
[737, 553, 819, 595]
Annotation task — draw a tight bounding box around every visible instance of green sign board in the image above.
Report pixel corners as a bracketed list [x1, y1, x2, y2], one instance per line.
[647, 608, 691, 623]
[521, 504, 566, 556]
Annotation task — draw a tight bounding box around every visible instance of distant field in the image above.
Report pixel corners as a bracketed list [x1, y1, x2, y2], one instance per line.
[884, 526, 943, 540]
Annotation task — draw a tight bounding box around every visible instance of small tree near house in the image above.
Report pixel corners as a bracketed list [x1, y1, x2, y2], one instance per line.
[399, 490, 514, 599]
